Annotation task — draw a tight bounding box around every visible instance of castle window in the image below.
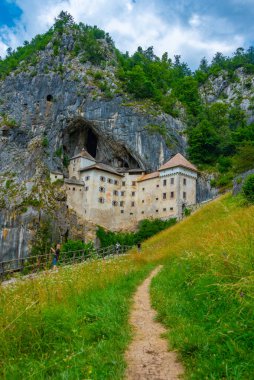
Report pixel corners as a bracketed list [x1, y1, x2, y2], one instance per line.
[114, 180, 118, 185]
[170, 177, 174, 185]
[122, 181, 126, 186]
[132, 181, 136, 186]
[163, 208, 166, 211]
[170, 191, 174, 198]
[100, 176, 106, 182]
[183, 178, 187, 185]
[108, 178, 113, 184]
[156, 209, 159, 213]
[113, 190, 118, 196]
[120, 201, 124, 207]
[156, 197, 159, 200]
[69, 187, 71, 190]
[170, 207, 174, 211]
[73, 187, 75, 191]
[130, 212, 133, 215]
[85, 186, 89, 191]
[183, 191, 186, 199]
[142, 188, 145, 191]
[80, 189, 82, 192]
[121, 210, 124, 214]
[98, 197, 105, 203]
[85, 176, 90, 181]
[121, 191, 125, 196]
[131, 201, 135, 207]
[163, 193, 167, 199]
[112, 200, 118, 206]
[142, 200, 144, 203]
[55, 176, 57, 179]
[99, 186, 105, 193]
[163, 179, 167, 186]
[141, 211, 144, 214]
[132, 191, 135, 196]
[156, 184, 159, 188]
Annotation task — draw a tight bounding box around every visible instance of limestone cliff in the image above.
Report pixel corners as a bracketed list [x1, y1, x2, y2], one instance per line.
[200, 67, 254, 124]
[0, 25, 186, 260]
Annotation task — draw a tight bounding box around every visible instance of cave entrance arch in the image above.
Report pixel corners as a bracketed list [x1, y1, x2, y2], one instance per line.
[62, 116, 143, 170]
[63, 118, 99, 159]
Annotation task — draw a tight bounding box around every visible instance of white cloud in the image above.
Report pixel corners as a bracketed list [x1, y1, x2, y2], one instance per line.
[0, 0, 247, 68]
[189, 14, 202, 28]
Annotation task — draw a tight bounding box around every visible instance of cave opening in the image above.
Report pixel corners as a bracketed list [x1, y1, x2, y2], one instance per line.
[62, 117, 142, 169]
[86, 129, 98, 158]
[47, 94, 53, 102]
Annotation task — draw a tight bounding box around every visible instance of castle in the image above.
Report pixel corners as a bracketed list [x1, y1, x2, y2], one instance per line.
[64, 150, 198, 230]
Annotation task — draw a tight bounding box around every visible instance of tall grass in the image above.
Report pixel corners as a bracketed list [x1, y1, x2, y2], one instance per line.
[0, 256, 154, 379]
[149, 195, 254, 379]
[1, 194, 254, 379]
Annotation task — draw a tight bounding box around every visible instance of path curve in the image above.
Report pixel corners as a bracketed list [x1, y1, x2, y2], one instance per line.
[125, 265, 184, 380]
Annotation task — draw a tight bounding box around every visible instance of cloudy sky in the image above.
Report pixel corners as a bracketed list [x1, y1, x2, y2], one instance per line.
[0, 0, 253, 68]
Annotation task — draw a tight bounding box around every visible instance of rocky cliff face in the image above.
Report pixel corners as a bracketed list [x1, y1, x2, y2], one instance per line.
[200, 68, 254, 124]
[0, 27, 187, 260]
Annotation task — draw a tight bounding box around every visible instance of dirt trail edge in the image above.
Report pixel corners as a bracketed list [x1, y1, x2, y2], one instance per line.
[125, 265, 184, 380]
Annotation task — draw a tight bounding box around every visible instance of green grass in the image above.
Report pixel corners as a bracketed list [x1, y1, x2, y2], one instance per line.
[0, 257, 154, 379]
[149, 194, 254, 379]
[1, 194, 254, 379]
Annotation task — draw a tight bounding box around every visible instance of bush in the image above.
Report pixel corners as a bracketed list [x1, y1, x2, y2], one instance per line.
[61, 240, 94, 257]
[242, 174, 254, 203]
[97, 218, 177, 248]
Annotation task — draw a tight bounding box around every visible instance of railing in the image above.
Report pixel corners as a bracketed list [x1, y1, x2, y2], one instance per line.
[0, 245, 133, 281]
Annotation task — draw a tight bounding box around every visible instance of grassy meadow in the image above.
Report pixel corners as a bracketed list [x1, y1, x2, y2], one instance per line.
[1, 194, 254, 379]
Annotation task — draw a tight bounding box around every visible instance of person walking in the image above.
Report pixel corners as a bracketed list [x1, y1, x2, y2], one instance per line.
[115, 242, 120, 254]
[51, 243, 61, 270]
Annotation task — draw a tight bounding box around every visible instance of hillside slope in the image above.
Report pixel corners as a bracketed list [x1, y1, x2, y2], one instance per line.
[1, 194, 254, 379]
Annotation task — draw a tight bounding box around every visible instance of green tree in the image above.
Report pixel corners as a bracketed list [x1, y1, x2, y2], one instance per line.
[188, 120, 220, 164]
[233, 142, 254, 173]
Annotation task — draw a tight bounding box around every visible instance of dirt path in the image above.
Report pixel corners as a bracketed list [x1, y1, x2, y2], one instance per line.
[125, 265, 184, 380]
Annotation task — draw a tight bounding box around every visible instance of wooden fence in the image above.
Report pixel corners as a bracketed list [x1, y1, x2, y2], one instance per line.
[0, 245, 133, 281]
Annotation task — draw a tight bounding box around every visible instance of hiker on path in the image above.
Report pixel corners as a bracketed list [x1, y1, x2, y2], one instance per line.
[51, 243, 61, 270]
[116, 242, 120, 254]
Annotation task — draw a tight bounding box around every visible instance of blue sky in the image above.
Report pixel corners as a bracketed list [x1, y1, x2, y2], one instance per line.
[0, 0, 253, 68]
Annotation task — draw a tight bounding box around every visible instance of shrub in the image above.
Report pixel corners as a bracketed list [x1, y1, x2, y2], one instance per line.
[97, 218, 177, 248]
[184, 207, 191, 216]
[61, 240, 94, 258]
[42, 137, 49, 148]
[242, 174, 254, 203]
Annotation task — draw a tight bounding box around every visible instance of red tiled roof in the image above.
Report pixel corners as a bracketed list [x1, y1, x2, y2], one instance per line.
[137, 171, 159, 182]
[159, 153, 198, 172]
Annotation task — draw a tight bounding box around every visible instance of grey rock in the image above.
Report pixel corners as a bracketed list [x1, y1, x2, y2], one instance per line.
[233, 169, 254, 195]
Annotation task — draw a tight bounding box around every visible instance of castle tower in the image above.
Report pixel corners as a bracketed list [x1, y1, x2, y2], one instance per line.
[158, 153, 198, 219]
